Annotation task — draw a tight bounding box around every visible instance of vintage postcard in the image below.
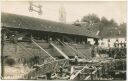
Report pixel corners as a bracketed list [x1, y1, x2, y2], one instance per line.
[1, 0, 127, 80]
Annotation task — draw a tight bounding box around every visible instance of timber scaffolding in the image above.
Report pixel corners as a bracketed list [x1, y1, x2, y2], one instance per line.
[2, 37, 96, 80]
[3, 30, 126, 80]
[17, 40, 97, 80]
[1, 13, 126, 80]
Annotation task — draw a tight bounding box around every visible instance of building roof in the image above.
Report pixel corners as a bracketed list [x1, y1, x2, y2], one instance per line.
[99, 27, 126, 38]
[1, 13, 99, 38]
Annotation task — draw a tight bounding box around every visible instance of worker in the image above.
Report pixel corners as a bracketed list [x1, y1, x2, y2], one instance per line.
[46, 72, 52, 80]
[108, 48, 112, 57]
[114, 39, 119, 47]
[120, 41, 123, 48]
[74, 55, 78, 65]
[59, 66, 63, 77]
[89, 66, 94, 80]
[91, 46, 95, 58]
[10, 35, 18, 44]
[124, 40, 126, 48]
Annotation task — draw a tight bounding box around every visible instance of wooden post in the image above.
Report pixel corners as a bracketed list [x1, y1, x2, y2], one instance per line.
[1, 29, 5, 78]
[94, 38, 99, 45]
[85, 37, 87, 44]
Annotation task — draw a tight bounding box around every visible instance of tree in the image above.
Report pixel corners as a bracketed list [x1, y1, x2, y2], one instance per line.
[118, 22, 126, 36]
[100, 17, 118, 28]
[100, 17, 109, 26]
[98, 17, 119, 37]
[99, 17, 109, 31]
[119, 22, 126, 28]
[81, 13, 100, 25]
[109, 19, 118, 27]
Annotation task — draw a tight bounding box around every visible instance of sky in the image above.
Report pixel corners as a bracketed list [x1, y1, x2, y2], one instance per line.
[1, 1, 127, 24]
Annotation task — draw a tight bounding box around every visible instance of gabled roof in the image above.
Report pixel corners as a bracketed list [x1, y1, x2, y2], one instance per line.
[1, 13, 99, 38]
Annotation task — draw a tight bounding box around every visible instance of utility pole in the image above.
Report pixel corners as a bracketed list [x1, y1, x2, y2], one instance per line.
[29, 1, 42, 15]
[59, 5, 66, 23]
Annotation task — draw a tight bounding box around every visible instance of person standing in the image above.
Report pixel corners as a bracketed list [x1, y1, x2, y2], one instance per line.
[74, 55, 78, 65]
[91, 46, 95, 58]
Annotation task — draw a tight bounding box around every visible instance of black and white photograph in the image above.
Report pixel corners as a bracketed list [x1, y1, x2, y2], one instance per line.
[1, 0, 127, 80]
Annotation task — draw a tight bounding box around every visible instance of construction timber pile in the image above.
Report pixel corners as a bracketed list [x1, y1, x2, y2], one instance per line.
[1, 13, 126, 80]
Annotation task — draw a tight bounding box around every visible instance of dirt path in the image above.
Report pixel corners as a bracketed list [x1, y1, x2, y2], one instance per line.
[3, 64, 31, 80]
